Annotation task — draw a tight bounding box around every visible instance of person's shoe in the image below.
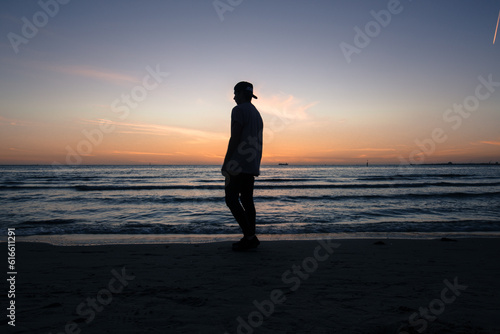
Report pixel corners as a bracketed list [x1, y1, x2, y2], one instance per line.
[247, 236, 260, 248]
[232, 236, 260, 251]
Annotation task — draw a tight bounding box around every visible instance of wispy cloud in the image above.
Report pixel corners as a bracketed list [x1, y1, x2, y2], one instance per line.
[2, 59, 143, 85]
[0, 116, 39, 127]
[480, 140, 500, 146]
[110, 150, 176, 156]
[48, 65, 141, 85]
[7, 147, 37, 153]
[82, 119, 227, 143]
[257, 93, 317, 121]
[350, 148, 397, 152]
[320, 147, 397, 153]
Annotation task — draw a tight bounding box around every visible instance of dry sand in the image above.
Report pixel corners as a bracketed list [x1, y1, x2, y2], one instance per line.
[4, 238, 500, 333]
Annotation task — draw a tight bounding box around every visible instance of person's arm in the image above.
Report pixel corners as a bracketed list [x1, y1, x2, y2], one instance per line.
[222, 120, 243, 175]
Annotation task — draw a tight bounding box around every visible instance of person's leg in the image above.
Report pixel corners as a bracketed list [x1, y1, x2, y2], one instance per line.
[225, 174, 252, 237]
[239, 174, 256, 237]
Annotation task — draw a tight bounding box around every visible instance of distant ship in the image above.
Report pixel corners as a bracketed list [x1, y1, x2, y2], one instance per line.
[278, 163, 289, 166]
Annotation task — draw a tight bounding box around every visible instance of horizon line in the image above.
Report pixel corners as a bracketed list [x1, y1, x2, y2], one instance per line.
[1, 162, 499, 167]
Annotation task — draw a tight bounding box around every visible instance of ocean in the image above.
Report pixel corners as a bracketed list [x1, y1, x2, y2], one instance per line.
[1, 164, 500, 242]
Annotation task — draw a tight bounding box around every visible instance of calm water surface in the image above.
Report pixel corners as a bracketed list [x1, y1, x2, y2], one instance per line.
[1, 165, 500, 236]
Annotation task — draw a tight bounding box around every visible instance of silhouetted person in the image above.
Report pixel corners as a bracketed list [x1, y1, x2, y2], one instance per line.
[222, 81, 263, 251]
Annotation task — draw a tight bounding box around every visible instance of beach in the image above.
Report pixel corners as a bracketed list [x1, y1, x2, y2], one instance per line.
[6, 237, 500, 333]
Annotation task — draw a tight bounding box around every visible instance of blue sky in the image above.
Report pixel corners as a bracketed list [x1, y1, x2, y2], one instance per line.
[1, 0, 499, 164]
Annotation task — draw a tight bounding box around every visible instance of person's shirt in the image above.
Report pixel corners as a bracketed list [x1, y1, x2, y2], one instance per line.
[229, 102, 263, 176]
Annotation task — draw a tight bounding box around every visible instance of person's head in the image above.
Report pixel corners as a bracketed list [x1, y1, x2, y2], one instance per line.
[234, 81, 258, 105]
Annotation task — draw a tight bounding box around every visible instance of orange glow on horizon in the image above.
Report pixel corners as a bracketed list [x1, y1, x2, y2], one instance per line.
[1, 106, 499, 165]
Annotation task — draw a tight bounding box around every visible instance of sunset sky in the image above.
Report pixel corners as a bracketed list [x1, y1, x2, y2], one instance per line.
[1, 0, 499, 165]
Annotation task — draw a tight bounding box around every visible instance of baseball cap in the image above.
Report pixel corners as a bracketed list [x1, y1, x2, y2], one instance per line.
[234, 81, 258, 99]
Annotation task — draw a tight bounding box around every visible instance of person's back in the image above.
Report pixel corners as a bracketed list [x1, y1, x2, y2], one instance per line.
[227, 101, 263, 176]
[222, 81, 263, 251]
